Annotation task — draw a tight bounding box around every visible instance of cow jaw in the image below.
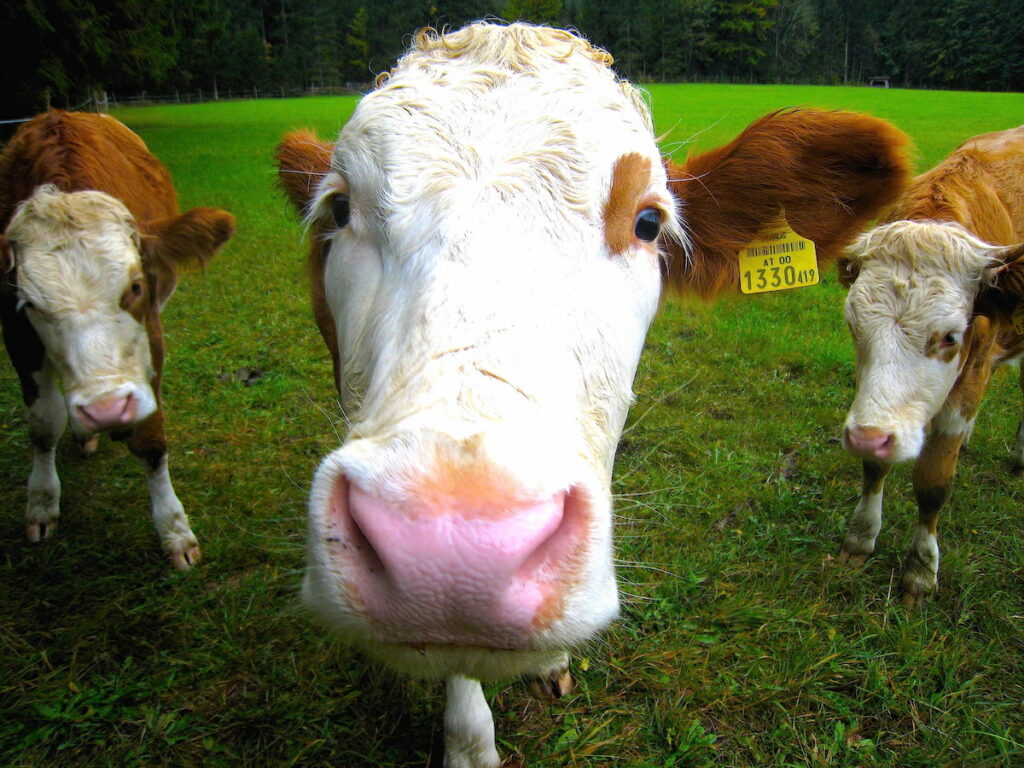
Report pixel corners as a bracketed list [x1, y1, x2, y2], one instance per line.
[842, 221, 996, 463]
[7, 187, 157, 433]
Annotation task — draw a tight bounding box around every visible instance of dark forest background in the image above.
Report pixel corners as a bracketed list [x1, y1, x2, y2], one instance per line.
[3, 0, 1023, 118]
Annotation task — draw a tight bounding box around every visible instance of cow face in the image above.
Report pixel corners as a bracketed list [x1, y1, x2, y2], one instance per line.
[3, 184, 233, 437]
[841, 221, 1024, 462]
[5, 186, 157, 434]
[288, 27, 676, 680]
[279, 25, 909, 683]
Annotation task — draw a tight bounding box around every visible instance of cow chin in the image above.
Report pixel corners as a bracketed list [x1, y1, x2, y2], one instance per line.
[303, 440, 620, 680]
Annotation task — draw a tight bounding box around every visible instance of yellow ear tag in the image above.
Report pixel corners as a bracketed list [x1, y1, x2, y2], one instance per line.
[739, 214, 819, 294]
[1011, 305, 1024, 335]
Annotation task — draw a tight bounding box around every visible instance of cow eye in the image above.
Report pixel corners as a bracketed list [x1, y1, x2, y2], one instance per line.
[940, 331, 961, 348]
[131, 281, 143, 296]
[634, 207, 662, 242]
[331, 194, 350, 228]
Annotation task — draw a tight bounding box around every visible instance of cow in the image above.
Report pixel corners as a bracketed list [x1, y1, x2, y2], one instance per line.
[276, 22, 908, 768]
[838, 125, 1024, 606]
[0, 111, 235, 569]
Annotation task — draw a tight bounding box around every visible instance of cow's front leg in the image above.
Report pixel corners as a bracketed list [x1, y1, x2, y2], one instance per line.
[905, 429, 964, 606]
[838, 459, 891, 567]
[444, 676, 500, 768]
[1013, 363, 1024, 475]
[25, 362, 67, 541]
[124, 411, 200, 569]
[904, 398, 980, 607]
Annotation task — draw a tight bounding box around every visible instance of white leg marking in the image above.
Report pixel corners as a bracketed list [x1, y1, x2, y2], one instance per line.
[25, 364, 67, 542]
[840, 487, 884, 566]
[146, 455, 200, 569]
[903, 523, 940, 600]
[444, 676, 500, 768]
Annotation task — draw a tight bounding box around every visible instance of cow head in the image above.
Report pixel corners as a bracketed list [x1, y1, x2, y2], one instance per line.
[277, 23, 908, 681]
[840, 220, 1024, 462]
[2, 184, 234, 435]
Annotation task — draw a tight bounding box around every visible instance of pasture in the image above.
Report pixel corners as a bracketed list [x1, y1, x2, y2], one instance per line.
[2, 84, 1024, 766]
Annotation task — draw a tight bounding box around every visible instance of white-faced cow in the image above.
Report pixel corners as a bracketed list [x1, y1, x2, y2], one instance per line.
[0, 111, 235, 568]
[839, 126, 1024, 606]
[277, 23, 908, 768]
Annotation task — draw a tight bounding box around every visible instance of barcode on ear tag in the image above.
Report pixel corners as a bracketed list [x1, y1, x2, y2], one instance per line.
[739, 214, 819, 294]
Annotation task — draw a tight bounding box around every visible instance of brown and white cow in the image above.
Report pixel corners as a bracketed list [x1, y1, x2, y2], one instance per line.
[0, 111, 234, 568]
[277, 23, 908, 768]
[838, 126, 1024, 605]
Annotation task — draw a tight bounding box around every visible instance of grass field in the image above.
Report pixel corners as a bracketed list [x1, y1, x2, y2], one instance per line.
[2, 83, 1024, 767]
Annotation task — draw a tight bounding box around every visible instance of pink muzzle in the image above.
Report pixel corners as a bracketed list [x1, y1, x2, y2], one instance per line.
[843, 425, 896, 461]
[324, 476, 588, 648]
[75, 393, 138, 432]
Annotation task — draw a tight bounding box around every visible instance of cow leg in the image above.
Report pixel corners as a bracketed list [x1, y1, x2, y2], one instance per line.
[444, 676, 500, 768]
[1013, 363, 1024, 475]
[528, 652, 574, 700]
[904, 426, 966, 606]
[25, 361, 67, 542]
[124, 412, 200, 569]
[838, 459, 891, 567]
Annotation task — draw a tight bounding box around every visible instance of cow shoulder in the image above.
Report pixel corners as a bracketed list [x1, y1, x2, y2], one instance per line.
[662, 109, 911, 297]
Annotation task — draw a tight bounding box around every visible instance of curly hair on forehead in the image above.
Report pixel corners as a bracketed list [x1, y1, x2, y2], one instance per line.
[373, 22, 652, 134]
[6, 185, 135, 250]
[409, 22, 614, 68]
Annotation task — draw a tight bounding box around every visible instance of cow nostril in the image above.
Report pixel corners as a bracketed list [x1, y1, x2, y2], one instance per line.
[347, 510, 386, 576]
[327, 475, 386, 576]
[517, 488, 586, 581]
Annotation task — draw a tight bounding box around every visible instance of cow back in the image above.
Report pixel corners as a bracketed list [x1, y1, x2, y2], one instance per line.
[0, 111, 178, 229]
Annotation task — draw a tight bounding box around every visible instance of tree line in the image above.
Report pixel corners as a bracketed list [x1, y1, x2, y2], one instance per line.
[3, 0, 1022, 118]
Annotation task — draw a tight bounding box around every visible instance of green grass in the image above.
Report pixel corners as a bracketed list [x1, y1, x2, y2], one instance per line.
[2, 85, 1024, 767]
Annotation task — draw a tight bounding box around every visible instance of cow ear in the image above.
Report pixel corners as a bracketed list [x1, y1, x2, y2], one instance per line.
[987, 243, 1024, 300]
[662, 109, 910, 297]
[836, 255, 861, 288]
[835, 228, 875, 289]
[276, 131, 334, 214]
[139, 208, 235, 306]
[0, 235, 10, 273]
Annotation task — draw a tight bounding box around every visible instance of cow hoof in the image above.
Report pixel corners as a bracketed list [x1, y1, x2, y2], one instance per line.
[837, 547, 868, 568]
[1011, 461, 1024, 478]
[901, 563, 936, 608]
[25, 518, 58, 542]
[77, 434, 100, 456]
[901, 590, 925, 609]
[168, 541, 202, 570]
[528, 666, 574, 700]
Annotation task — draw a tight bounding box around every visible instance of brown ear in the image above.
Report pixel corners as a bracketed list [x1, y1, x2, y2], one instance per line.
[988, 246, 1024, 300]
[276, 131, 334, 214]
[836, 255, 861, 288]
[662, 109, 911, 297]
[140, 208, 235, 306]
